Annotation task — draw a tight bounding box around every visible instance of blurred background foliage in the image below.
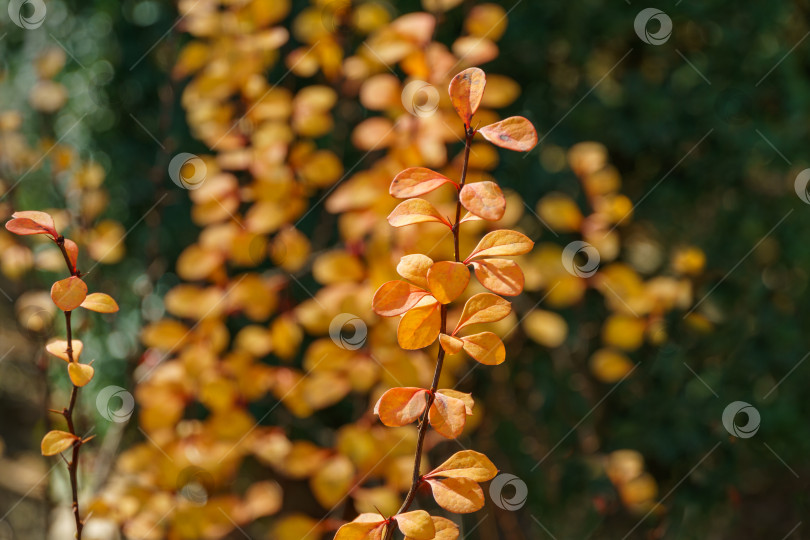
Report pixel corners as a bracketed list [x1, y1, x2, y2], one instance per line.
[0, 0, 808, 539]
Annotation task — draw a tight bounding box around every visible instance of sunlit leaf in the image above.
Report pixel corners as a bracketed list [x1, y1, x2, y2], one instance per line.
[80, 292, 119, 313]
[374, 387, 428, 426]
[390, 167, 457, 198]
[459, 181, 505, 221]
[41, 430, 78, 456]
[388, 199, 451, 228]
[397, 302, 441, 350]
[453, 293, 511, 334]
[436, 389, 474, 415]
[448, 67, 486, 127]
[426, 477, 485, 514]
[427, 261, 470, 304]
[427, 450, 498, 482]
[523, 310, 568, 348]
[310, 455, 354, 509]
[334, 520, 385, 540]
[465, 230, 534, 262]
[397, 254, 434, 289]
[405, 517, 459, 540]
[393, 510, 435, 540]
[50, 276, 88, 311]
[68, 362, 95, 387]
[461, 332, 505, 365]
[472, 259, 524, 296]
[478, 116, 538, 152]
[439, 333, 464, 355]
[45, 339, 83, 362]
[63, 239, 79, 273]
[372, 280, 431, 317]
[5, 211, 57, 237]
[428, 392, 468, 438]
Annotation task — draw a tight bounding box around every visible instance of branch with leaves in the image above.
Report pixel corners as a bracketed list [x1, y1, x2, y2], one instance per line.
[5, 211, 120, 540]
[335, 68, 537, 540]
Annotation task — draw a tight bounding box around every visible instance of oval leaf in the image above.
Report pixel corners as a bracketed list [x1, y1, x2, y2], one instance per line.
[437, 389, 474, 415]
[390, 167, 457, 199]
[397, 302, 441, 350]
[461, 332, 506, 365]
[68, 362, 95, 387]
[397, 254, 434, 289]
[6, 211, 57, 237]
[459, 181, 505, 221]
[453, 293, 511, 334]
[427, 261, 470, 304]
[428, 392, 468, 439]
[374, 387, 429, 427]
[388, 199, 451, 228]
[465, 230, 534, 263]
[472, 259, 524, 296]
[64, 239, 79, 273]
[426, 477, 485, 514]
[449, 67, 486, 127]
[478, 116, 538, 152]
[394, 510, 435, 540]
[406, 517, 459, 540]
[45, 339, 83, 362]
[80, 292, 120, 313]
[51, 276, 88, 311]
[372, 281, 431, 317]
[426, 450, 498, 482]
[439, 334, 464, 355]
[334, 521, 385, 540]
[41, 430, 79, 456]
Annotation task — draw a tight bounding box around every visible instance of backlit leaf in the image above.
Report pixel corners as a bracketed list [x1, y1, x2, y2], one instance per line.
[334, 520, 384, 540]
[437, 389, 474, 415]
[472, 259, 524, 296]
[45, 339, 83, 362]
[397, 254, 433, 289]
[461, 332, 505, 365]
[459, 181, 505, 221]
[372, 280, 431, 317]
[5, 211, 57, 237]
[388, 199, 451, 228]
[448, 67, 486, 127]
[427, 261, 470, 304]
[427, 450, 498, 482]
[80, 292, 119, 313]
[68, 362, 95, 387]
[397, 302, 441, 350]
[439, 334, 464, 355]
[426, 477, 485, 513]
[453, 293, 511, 334]
[64, 239, 79, 273]
[393, 510, 435, 540]
[390, 167, 457, 198]
[41, 430, 78, 456]
[465, 230, 534, 262]
[51, 276, 88, 311]
[405, 517, 459, 540]
[428, 392, 468, 439]
[478, 116, 538, 152]
[374, 387, 428, 426]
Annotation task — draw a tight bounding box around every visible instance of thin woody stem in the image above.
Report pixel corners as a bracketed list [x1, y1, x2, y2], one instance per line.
[384, 127, 475, 540]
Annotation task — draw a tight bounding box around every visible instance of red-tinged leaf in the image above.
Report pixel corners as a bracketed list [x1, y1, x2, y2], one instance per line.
[393, 510, 435, 540]
[465, 230, 534, 263]
[459, 181, 505, 221]
[427, 261, 470, 304]
[426, 450, 498, 482]
[68, 362, 95, 387]
[388, 199, 451, 228]
[390, 167, 457, 199]
[478, 116, 538, 152]
[372, 281, 431, 317]
[449, 67, 486, 127]
[426, 477, 485, 514]
[461, 332, 506, 365]
[397, 254, 434, 289]
[472, 259, 524, 296]
[374, 387, 429, 427]
[428, 392, 469, 439]
[397, 302, 441, 350]
[80, 292, 119, 313]
[439, 333, 464, 355]
[63, 238, 79, 273]
[51, 276, 88, 311]
[453, 293, 511, 334]
[45, 339, 83, 362]
[405, 517, 459, 540]
[5, 211, 57, 237]
[41, 430, 79, 456]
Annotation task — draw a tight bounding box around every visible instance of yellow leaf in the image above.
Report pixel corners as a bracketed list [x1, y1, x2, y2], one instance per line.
[459, 181, 505, 221]
[536, 193, 584, 233]
[397, 303, 441, 350]
[80, 292, 119, 313]
[590, 348, 635, 383]
[602, 315, 646, 351]
[334, 521, 384, 540]
[478, 116, 538, 152]
[427, 450, 498, 482]
[460, 332, 505, 365]
[41, 430, 78, 456]
[50, 276, 88, 311]
[390, 167, 457, 199]
[45, 339, 83, 362]
[426, 477, 485, 513]
[67, 362, 94, 387]
[523, 310, 568, 348]
[393, 510, 435, 540]
[453, 293, 511, 334]
[448, 67, 486, 127]
[427, 261, 470, 304]
[465, 230, 534, 262]
[310, 455, 354, 509]
[464, 4, 508, 40]
[428, 392, 468, 439]
[397, 254, 433, 289]
[388, 199, 451, 228]
[406, 517, 459, 540]
[313, 250, 365, 284]
[436, 389, 474, 415]
[439, 334, 464, 355]
[372, 280, 431, 317]
[374, 387, 428, 426]
[471, 259, 524, 296]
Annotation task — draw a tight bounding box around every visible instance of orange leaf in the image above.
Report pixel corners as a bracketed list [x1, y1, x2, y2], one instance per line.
[459, 181, 505, 221]
[372, 281, 431, 317]
[448, 67, 486, 127]
[388, 199, 451, 228]
[439, 334, 464, 355]
[460, 211, 484, 224]
[64, 239, 79, 273]
[51, 276, 88, 311]
[393, 510, 435, 540]
[406, 517, 459, 540]
[461, 332, 506, 365]
[397, 302, 441, 350]
[80, 292, 119, 313]
[427, 261, 470, 304]
[334, 520, 385, 540]
[45, 339, 83, 362]
[465, 230, 534, 263]
[437, 389, 474, 415]
[453, 293, 511, 334]
[390, 167, 457, 199]
[426, 450, 498, 482]
[68, 362, 95, 387]
[41, 430, 79, 456]
[374, 387, 429, 427]
[426, 477, 485, 514]
[5, 211, 57, 237]
[472, 259, 524, 296]
[478, 116, 538, 152]
[396, 254, 433, 289]
[428, 392, 468, 438]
